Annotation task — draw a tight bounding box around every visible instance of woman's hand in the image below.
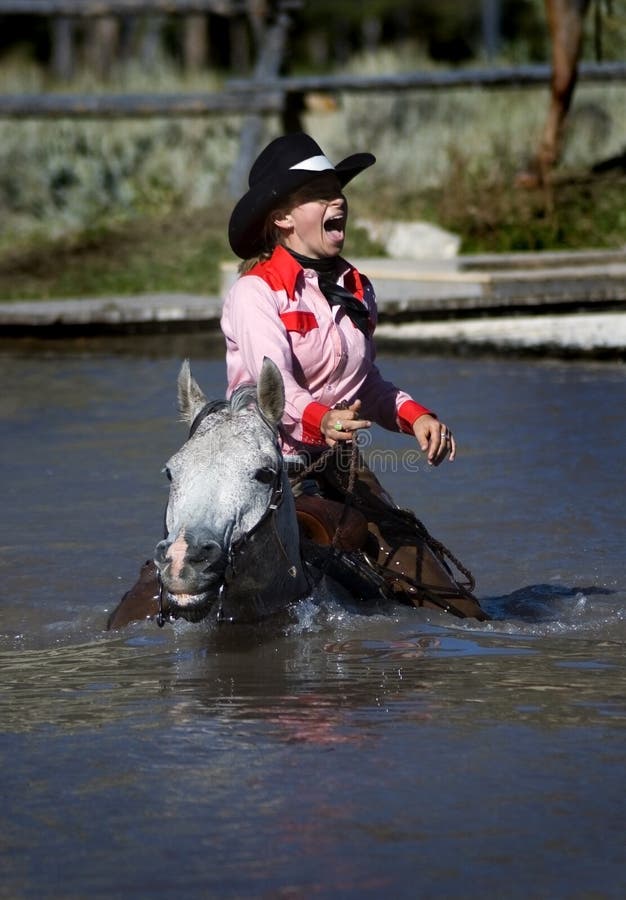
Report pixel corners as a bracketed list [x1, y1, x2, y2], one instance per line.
[413, 414, 456, 466]
[321, 400, 371, 447]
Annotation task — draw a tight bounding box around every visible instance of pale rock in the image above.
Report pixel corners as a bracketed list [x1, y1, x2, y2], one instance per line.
[357, 219, 461, 260]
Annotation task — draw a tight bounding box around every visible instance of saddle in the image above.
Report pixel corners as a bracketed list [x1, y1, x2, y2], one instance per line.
[295, 446, 489, 622]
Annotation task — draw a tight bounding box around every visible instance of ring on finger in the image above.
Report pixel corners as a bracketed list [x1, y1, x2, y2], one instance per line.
[334, 420, 343, 432]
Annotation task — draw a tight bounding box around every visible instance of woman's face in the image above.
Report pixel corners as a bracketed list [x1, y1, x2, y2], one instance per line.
[273, 174, 347, 259]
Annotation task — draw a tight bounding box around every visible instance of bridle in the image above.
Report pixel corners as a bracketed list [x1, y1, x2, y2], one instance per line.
[156, 404, 302, 627]
[227, 467, 285, 564]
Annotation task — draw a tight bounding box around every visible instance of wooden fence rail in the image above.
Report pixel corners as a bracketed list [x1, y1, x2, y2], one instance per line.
[228, 61, 626, 94]
[0, 1, 247, 14]
[0, 90, 284, 117]
[1, 61, 625, 121]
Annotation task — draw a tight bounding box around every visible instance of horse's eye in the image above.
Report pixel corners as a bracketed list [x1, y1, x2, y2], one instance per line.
[254, 466, 276, 485]
[164, 467, 172, 482]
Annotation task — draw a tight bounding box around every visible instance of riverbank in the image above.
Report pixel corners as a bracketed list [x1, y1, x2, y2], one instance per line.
[1, 249, 625, 358]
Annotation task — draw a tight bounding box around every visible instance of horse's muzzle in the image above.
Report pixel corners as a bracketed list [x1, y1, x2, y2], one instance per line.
[154, 534, 226, 622]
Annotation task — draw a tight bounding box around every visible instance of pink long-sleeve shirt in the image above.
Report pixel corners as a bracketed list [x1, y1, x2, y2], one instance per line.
[221, 245, 433, 456]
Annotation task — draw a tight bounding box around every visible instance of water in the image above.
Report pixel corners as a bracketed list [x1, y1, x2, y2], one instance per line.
[1, 337, 624, 898]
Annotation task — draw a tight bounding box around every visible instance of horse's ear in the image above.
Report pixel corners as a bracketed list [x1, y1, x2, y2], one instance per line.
[177, 359, 208, 424]
[257, 357, 285, 428]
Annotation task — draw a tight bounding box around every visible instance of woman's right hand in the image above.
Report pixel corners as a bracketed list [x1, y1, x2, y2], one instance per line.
[321, 399, 371, 447]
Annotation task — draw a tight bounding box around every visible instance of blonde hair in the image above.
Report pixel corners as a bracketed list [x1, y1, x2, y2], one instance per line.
[237, 212, 282, 273]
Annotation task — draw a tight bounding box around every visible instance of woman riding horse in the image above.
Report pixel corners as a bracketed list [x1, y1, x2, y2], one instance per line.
[222, 132, 485, 620]
[108, 132, 487, 629]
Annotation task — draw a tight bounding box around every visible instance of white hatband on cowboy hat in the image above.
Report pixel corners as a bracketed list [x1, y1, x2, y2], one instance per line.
[228, 132, 375, 259]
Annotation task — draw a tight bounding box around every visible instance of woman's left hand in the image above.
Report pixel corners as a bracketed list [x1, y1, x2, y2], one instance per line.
[413, 414, 456, 466]
[321, 399, 371, 447]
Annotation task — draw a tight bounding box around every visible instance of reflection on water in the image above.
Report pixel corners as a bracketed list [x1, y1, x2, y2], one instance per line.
[2, 603, 624, 733]
[1, 340, 625, 898]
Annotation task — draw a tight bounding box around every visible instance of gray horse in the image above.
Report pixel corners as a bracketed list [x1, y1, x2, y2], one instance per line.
[154, 356, 310, 624]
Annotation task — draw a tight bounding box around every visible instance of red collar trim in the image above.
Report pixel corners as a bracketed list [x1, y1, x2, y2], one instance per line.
[246, 245, 365, 302]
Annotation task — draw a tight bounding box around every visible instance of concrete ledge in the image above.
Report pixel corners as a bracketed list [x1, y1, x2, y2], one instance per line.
[2, 252, 626, 357]
[352, 258, 626, 314]
[220, 254, 626, 314]
[375, 312, 626, 357]
[0, 293, 223, 330]
[458, 248, 626, 271]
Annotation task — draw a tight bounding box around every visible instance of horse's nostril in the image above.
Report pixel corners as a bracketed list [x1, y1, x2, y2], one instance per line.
[205, 540, 222, 563]
[154, 539, 169, 565]
[197, 540, 224, 572]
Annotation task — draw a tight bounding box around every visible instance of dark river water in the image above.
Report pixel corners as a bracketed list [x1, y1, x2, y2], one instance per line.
[1, 336, 624, 899]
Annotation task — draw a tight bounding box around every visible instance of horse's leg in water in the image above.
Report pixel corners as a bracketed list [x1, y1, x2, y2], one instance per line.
[106, 559, 160, 630]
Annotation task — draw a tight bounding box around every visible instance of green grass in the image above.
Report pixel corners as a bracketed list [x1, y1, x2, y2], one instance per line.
[429, 168, 626, 254]
[1, 169, 625, 302]
[0, 210, 228, 300]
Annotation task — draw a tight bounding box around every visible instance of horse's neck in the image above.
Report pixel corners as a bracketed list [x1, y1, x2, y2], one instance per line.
[220, 473, 309, 621]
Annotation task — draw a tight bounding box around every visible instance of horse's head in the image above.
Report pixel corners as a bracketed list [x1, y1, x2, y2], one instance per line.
[154, 357, 305, 623]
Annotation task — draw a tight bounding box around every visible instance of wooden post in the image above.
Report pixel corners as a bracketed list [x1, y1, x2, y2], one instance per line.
[481, 0, 502, 61]
[85, 15, 120, 79]
[51, 15, 75, 81]
[141, 14, 165, 69]
[228, 1, 293, 198]
[183, 14, 208, 71]
[229, 15, 251, 73]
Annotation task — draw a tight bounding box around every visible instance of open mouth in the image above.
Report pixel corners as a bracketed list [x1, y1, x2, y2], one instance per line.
[163, 589, 215, 623]
[323, 214, 345, 234]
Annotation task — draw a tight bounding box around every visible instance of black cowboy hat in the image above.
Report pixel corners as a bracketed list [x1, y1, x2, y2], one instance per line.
[228, 132, 375, 259]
